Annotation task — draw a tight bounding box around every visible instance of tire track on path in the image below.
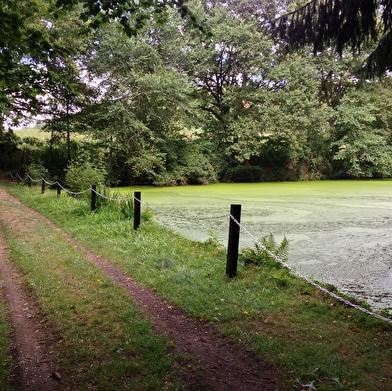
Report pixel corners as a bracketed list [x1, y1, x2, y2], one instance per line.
[0, 229, 59, 390]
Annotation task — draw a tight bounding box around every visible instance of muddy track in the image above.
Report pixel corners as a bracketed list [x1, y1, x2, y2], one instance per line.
[0, 231, 59, 390]
[0, 187, 286, 391]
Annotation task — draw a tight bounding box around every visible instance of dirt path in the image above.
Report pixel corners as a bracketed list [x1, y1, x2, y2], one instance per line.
[0, 230, 60, 390]
[0, 187, 286, 391]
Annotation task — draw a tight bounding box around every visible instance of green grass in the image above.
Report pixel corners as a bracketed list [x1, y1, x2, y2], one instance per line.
[2, 183, 392, 390]
[13, 126, 88, 142]
[0, 191, 184, 391]
[13, 126, 49, 140]
[0, 296, 12, 391]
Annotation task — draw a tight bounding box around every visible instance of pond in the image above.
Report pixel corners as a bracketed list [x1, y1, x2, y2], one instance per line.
[118, 180, 392, 312]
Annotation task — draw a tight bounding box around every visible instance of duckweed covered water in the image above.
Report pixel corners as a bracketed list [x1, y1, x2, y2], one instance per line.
[119, 180, 392, 311]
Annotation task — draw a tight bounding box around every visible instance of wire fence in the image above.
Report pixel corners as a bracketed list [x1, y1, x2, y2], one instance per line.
[9, 171, 392, 324]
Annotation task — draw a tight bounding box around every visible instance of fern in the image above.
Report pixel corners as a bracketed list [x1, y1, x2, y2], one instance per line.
[240, 233, 289, 268]
[275, 236, 290, 261]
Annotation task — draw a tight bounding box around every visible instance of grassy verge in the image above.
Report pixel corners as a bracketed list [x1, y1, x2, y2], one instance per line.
[2, 183, 392, 390]
[0, 189, 184, 390]
[0, 296, 12, 391]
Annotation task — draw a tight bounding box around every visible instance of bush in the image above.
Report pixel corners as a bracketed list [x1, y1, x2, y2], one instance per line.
[65, 150, 107, 193]
[23, 160, 50, 183]
[152, 171, 187, 186]
[227, 165, 263, 182]
[0, 130, 22, 170]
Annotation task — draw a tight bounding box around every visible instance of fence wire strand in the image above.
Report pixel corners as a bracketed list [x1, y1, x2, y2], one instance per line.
[136, 196, 229, 221]
[43, 178, 58, 186]
[91, 188, 134, 202]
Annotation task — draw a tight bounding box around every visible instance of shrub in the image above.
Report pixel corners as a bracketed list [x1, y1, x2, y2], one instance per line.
[227, 165, 263, 182]
[23, 160, 50, 183]
[65, 150, 107, 193]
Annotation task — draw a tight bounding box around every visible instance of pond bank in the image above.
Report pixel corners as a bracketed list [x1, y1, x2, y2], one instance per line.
[119, 180, 392, 311]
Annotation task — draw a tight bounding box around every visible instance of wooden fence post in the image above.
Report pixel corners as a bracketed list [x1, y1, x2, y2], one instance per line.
[134, 191, 141, 231]
[28, 175, 31, 187]
[57, 182, 61, 197]
[226, 204, 241, 278]
[91, 184, 97, 211]
[41, 178, 46, 194]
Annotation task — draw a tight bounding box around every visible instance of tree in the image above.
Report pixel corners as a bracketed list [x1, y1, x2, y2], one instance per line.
[76, 23, 195, 184]
[331, 92, 392, 177]
[55, 0, 206, 37]
[0, 0, 53, 128]
[270, 0, 392, 77]
[227, 53, 334, 180]
[0, 0, 203, 129]
[156, 0, 341, 180]
[38, 9, 96, 163]
[168, 1, 276, 164]
[43, 59, 95, 162]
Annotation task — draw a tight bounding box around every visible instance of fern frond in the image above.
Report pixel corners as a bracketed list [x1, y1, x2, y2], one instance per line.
[240, 233, 290, 268]
[275, 236, 289, 262]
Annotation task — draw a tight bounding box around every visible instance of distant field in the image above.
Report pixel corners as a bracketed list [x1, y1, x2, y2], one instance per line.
[14, 126, 49, 140]
[14, 127, 86, 141]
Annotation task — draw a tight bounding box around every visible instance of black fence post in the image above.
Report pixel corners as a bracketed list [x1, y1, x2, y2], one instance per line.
[91, 184, 97, 211]
[28, 174, 31, 188]
[17, 175, 20, 185]
[57, 181, 61, 197]
[134, 191, 141, 231]
[226, 204, 241, 278]
[41, 178, 46, 194]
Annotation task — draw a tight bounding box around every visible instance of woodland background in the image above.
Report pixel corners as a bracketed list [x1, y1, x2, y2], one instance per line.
[2, 0, 392, 188]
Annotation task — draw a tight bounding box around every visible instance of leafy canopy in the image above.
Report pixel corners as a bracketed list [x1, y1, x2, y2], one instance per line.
[269, 0, 392, 77]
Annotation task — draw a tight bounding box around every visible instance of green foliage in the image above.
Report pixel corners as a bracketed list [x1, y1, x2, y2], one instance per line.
[154, 138, 218, 186]
[23, 160, 50, 183]
[331, 94, 392, 178]
[19, 137, 47, 168]
[118, 192, 154, 223]
[119, 195, 134, 219]
[270, 0, 392, 78]
[227, 165, 263, 182]
[65, 149, 107, 192]
[250, 135, 295, 181]
[0, 130, 22, 170]
[240, 233, 289, 268]
[182, 149, 218, 184]
[4, 0, 392, 184]
[202, 230, 223, 249]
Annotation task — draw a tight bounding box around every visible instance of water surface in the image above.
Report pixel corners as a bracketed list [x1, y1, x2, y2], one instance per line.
[118, 180, 392, 311]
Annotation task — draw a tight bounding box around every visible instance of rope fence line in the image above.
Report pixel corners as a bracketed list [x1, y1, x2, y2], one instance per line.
[43, 178, 58, 187]
[137, 197, 230, 221]
[92, 188, 134, 202]
[57, 181, 91, 196]
[10, 172, 233, 221]
[229, 215, 392, 325]
[9, 171, 392, 324]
